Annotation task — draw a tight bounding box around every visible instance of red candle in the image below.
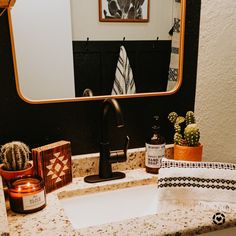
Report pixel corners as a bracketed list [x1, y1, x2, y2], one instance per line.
[8, 176, 46, 214]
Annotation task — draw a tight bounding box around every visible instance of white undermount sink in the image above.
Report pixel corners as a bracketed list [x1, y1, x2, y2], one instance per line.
[59, 184, 158, 229]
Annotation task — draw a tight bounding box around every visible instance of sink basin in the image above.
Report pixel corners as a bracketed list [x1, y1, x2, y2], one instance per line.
[59, 184, 158, 229]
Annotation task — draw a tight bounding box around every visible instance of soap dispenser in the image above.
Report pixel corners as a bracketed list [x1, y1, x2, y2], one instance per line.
[145, 115, 165, 174]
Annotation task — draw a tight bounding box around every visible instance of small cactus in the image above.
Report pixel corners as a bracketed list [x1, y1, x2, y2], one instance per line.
[174, 123, 181, 133]
[0, 141, 30, 171]
[168, 111, 201, 147]
[185, 111, 196, 126]
[184, 124, 200, 147]
[174, 133, 184, 145]
[168, 112, 178, 123]
[176, 116, 185, 124]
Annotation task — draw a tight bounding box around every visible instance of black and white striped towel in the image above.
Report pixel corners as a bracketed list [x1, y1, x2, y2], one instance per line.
[111, 46, 136, 95]
[157, 158, 236, 212]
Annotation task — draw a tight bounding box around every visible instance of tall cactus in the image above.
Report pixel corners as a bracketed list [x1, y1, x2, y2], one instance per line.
[185, 111, 196, 126]
[0, 141, 30, 171]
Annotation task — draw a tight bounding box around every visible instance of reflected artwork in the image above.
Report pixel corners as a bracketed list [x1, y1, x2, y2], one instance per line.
[99, 0, 149, 22]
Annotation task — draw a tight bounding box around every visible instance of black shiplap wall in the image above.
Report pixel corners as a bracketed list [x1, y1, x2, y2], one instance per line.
[0, 0, 201, 155]
[73, 40, 171, 96]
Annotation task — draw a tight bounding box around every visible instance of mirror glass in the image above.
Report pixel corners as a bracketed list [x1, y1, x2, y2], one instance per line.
[10, 0, 185, 103]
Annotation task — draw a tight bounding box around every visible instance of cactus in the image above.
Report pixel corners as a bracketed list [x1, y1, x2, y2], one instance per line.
[185, 111, 196, 126]
[176, 116, 185, 124]
[0, 141, 30, 171]
[168, 111, 201, 147]
[174, 123, 181, 133]
[168, 112, 178, 123]
[184, 124, 200, 147]
[174, 133, 184, 145]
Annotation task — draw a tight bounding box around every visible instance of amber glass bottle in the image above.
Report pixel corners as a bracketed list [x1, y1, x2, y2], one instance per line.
[145, 116, 165, 174]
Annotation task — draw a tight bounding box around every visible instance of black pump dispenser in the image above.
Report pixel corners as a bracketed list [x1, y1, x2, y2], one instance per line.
[152, 115, 160, 132]
[145, 115, 165, 174]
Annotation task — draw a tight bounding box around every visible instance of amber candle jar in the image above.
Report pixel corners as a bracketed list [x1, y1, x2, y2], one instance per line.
[8, 175, 46, 214]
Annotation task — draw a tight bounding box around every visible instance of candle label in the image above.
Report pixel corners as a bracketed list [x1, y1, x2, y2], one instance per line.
[22, 190, 45, 211]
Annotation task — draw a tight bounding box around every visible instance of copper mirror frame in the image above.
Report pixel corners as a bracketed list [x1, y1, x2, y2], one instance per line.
[5, 0, 186, 104]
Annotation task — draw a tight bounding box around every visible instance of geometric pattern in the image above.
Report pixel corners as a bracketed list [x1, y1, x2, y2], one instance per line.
[46, 152, 69, 183]
[171, 47, 179, 54]
[168, 68, 178, 81]
[213, 213, 225, 225]
[167, 0, 181, 90]
[173, 18, 181, 33]
[161, 159, 236, 171]
[158, 177, 236, 191]
[158, 182, 236, 191]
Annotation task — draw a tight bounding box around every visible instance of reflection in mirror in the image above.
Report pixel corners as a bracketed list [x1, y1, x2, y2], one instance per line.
[9, 0, 185, 102]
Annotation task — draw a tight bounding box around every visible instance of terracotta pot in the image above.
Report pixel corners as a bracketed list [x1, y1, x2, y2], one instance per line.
[174, 144, 203, 162]
[0, 162, 34, 183]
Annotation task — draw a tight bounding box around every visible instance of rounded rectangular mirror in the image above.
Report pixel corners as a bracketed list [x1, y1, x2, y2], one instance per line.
[8, 0, 186, 104]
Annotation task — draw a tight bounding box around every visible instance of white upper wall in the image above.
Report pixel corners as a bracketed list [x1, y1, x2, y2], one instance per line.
[11, 0, 75, 100]
[71, 0, 173, 40]
[195, 0, 236, 163]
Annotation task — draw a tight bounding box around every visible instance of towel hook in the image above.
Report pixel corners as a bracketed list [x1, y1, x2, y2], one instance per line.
[152, 37, 159, 49]
[85, 37, 89, 51]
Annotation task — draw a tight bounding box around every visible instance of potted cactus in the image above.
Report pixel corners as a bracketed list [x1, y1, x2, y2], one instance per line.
[168, 111, 203, 161]
[0, 141, 34, 182]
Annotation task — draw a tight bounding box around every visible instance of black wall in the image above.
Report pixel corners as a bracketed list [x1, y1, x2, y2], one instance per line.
[73, 40, 171, 96]
[0, 0, 201, 155]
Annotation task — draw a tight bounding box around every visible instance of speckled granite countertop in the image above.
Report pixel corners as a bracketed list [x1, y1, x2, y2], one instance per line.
[0, 176, 9, 236]
[6, 169, 236, 236]
[3, 148, 236, 235]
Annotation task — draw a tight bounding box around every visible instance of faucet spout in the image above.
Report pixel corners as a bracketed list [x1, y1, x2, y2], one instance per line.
[84, 98, 129, 183]
[101, 98, 124, 143]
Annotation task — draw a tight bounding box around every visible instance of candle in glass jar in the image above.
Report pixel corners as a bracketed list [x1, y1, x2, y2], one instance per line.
[8, 175, 46, 214]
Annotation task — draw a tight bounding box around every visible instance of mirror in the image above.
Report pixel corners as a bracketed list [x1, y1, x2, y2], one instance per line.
[8, 0, 185, 104]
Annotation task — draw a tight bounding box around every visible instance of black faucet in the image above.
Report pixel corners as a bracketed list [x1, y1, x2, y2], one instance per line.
[84, 98, 129, 183]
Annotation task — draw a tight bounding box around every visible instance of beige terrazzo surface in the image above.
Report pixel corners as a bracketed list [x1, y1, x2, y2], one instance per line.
[4, 148, 236, 235]
[0, 176, 9, 236]
[72, 147, 174, 178]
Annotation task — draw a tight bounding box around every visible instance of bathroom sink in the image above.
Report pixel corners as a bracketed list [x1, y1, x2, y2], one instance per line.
[59, 184, 158, 229]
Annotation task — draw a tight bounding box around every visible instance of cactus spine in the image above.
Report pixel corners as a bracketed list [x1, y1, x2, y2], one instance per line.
[0, 141, 30, 171]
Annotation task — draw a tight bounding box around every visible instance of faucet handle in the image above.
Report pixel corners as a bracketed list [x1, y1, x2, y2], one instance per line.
[110, 136, 130, 163]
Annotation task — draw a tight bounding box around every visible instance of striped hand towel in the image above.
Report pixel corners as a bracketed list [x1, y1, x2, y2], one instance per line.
[157, 158, 236, 212]
[111, 46, 136, 95]
[167, 0, 181, 91]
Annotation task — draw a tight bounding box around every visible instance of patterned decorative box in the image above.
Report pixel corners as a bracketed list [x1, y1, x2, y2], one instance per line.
[32, 141, 72, 193]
